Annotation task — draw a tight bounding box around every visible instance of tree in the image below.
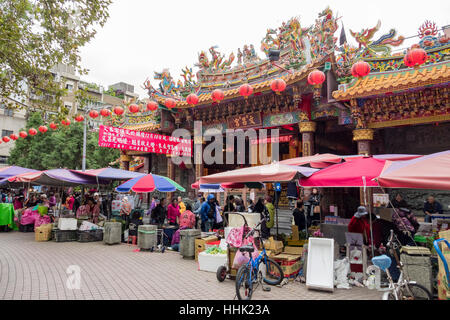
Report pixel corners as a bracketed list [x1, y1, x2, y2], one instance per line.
[0, 0, 112, 116]
[8, 112, 119, 170]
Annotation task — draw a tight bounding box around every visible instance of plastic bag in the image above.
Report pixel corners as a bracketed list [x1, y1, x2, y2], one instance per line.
[226, 227, 244, 248]
[216, 206, 223, 224]
[232, 237, 259, 269]
[334, 257, 350, 289]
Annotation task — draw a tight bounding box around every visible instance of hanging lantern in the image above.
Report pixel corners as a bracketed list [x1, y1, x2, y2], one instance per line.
[75, 115, 84, 122]
[147, 101, 158, 111]
[2, 136, 10, 143]
[61, 119, 70, 126]
[239, 84, 253, 99]
[307, 69, 326, 87]
[211, 89, 224, 103]
[186, 93, 199, 106]
[89, 110, 99, 119]
[50, 122, 58, 130]
[100, 108, 111, 117]
[270, 79, 287, 94]
[28, 128, 37, 136]
[351, 61, 371, 78]
[38, 125, 48, 133]
[403, 48, 428, 68]
[113, 106, 124, 116]
[129, 104, 140, 113]
[19, 131, 28, 138]
[165, 98, 176, 109]
[9, 134, 18, 140]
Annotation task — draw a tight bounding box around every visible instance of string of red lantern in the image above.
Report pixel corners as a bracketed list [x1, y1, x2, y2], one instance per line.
[100, 108, 111, 117]
[129, 104, 140, 113]
[186, 93, 199, 106]
[19, 131, 28, 138]
[270, 79, 286, 94]
[165, 98, 176, 109]
[239, 84, 253, 99]
[147, 101, 158, 111]
[403, 47, 428, 68]
[28, 128, 37, 136]
[307, 69, 326, 87]
[114, 106, 124, 115]
[38, 125, 48, 133]
[351, 61, 371, 78]
[211, 89, 224, 103]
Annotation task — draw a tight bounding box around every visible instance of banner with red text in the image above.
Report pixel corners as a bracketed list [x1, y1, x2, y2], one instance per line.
[98, 125, 192, 157]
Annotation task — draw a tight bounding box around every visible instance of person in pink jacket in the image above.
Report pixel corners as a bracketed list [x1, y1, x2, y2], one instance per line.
[167, 198, 180, 226]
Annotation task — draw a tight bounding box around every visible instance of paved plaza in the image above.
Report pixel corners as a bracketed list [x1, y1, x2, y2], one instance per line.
[0, 232, 383, 300]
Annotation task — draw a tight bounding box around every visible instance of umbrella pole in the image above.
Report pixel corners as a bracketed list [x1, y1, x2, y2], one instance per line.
[363, 176, 375, 257]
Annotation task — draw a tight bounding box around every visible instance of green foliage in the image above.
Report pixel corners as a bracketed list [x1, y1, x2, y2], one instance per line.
[0, 0, 112, 115]
[8, 112, 119, 170]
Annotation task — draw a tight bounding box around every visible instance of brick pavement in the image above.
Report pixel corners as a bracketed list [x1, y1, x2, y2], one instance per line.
[0, 232, 383, 300]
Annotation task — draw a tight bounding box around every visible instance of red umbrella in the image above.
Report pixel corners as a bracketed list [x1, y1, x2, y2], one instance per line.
[376, 150, 450, 190]
[279, 153, 343, 168]
[300, 157, 389, 187]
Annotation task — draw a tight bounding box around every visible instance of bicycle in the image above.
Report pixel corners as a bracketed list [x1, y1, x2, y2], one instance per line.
[235, 218, 284, 300]
[371, 230, 432, 300]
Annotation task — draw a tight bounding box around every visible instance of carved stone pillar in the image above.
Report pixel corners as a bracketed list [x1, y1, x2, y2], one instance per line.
[120, 151, 131, 171]
[353, 128, 374, 206]
[299, 121, 316, 156]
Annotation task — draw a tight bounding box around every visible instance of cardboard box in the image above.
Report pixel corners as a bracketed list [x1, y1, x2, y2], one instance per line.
[195, 236, 218, 261]
[291, 225, 299, 241]
[437, 230, 450, 300]
[263, 237, 284, 254]
[287, 239, 306, 247]
[283, 246, 303, 256]
[273, 253, 302, 278]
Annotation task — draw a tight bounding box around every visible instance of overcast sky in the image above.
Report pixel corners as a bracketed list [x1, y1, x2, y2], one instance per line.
[79, 0, 450, 98]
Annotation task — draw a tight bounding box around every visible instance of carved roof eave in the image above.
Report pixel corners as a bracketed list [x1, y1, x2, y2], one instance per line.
[332, 60, 450, 101]
[157, 56, 331, 109]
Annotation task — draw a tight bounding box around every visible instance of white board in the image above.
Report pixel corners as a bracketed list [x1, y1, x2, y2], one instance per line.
[306, 237, 334, 292]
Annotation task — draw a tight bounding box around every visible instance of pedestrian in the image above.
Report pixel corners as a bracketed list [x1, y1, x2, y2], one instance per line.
[179, 203, 196, 229]
[261, 196, 275, 239]
[128, 210, 143, 243]
[193, 194, 202, 213]
[194, 196, 205, 229]
[392, 207, 419, 246]
[223, 195, 235, 224]
[200, 194, 216, 232]
[151, 198, 166, 227]
[292, 200, 307, 233]
[178, 196, 186, 214]
[247, 199, 255, 213]
[214, 199, 223, 229]
[48, 192, 57, 209]
[149, 196, 158, 213]
[423, 195, 443, 223]
[235, 197, 245, 212]
[390, 193, 408, 209]
[120, 196, 132, 224]
[167, 198, 180, 226]
[287, 181, 299, 210]
[348, 206, 383, 247]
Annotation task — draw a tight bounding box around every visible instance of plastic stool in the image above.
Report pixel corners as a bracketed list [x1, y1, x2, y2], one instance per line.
[128, 235, 137, 246]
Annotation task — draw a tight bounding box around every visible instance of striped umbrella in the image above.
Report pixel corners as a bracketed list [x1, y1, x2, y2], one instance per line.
[116, 173, 185, 193]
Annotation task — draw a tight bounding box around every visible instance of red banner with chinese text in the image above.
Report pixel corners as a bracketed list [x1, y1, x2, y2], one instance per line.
[98, 125, 192, 157]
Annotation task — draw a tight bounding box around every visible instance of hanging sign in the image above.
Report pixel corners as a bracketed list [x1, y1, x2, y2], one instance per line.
[227, 112, 262, 129]
[98, 125, 192, 157]
[250, 135, 292, 145]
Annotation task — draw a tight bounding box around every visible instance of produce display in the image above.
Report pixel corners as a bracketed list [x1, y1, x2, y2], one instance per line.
[205, 245, 226, 255]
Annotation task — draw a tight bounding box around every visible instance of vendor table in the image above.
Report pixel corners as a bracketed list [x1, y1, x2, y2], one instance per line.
[0, 203, 15, 229]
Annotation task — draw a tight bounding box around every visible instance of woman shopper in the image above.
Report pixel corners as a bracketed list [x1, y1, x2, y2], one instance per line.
[309, 188, 321, 226]
[167, 198, 180, 226]
[292, 200, 307, 233]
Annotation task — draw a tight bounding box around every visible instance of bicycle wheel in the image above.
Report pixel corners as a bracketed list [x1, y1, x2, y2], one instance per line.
[235, 265, 253, 300]
[262, 258, 284, 286]
[401, 283, 432, 300]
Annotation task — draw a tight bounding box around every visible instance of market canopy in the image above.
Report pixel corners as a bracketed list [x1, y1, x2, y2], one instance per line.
[191, 181, 264, 190]
[343, 154, 422, 161]
[8, 169, 109, 187]
[77, 167, 145, 180]
[199, 163, 318, 184]
[0, 166, 38, 179]
[300, 157, 389, 187]
[278, 153, 343, 168]
[116, 173, 186, 193]
[376, 150, 450, 190]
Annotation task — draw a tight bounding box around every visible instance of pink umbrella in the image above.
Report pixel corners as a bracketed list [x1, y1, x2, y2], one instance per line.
[279, 153, 342, 168]
[376, 150, 450, 190]
[300, 157, 389, 187]
[344, 154, 422, 161]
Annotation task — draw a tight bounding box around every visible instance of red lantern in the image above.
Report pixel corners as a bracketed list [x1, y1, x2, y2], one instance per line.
[186, 93, 199, 106]
[100, 108, 111, 117]
[239, 84, 253, 98]
[113, 106, 124, 116]
[61, 119, 70, 126]
[211, 89, 224, 103]
[65, 119, 71, 126]
[270, 79, 287, 94]
[165, 98, 176, 109]
[89, 110, 99, 119]
[403, 48, 428, 68]
[147, 101, 158, 111]
[2, 136, 10, 143]
[39, 125, 48, 133]
[19, 131, 28, 138]
[351, 61, 371, 78]
[75, 115, 84, 122]
[9, 134, 18, 140]
[307, 70, 326, 87]
[50, 122, 58, 130]
[129, 104, 140, 113]
[28, 128, 37, 136]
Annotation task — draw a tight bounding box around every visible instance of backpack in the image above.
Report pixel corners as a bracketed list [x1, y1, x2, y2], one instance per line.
[207, 203, 216, 220]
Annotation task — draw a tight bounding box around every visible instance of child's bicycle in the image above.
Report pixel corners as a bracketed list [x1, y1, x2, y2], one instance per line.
[235, 218, 284, 300]
[372, 230, 432, 300]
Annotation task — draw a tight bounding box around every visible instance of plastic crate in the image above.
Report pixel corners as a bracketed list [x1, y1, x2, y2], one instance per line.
[19, 223, 34, 232]
[77, 229, 103, 242]
[53, 229, 77, 242]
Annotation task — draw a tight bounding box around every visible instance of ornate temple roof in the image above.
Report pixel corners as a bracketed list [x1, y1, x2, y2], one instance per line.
[332, 60, 450, 100]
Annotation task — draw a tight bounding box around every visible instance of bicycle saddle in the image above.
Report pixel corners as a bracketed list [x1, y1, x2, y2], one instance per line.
[239, 245, 255, 253]
[371, 254, 392, 271]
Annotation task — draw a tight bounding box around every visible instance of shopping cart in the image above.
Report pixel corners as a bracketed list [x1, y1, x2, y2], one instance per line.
[150, 228, 170, 253]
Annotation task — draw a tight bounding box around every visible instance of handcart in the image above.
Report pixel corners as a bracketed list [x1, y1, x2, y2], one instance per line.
[216, 212, 253, 282]
[150, 228, 170, 253]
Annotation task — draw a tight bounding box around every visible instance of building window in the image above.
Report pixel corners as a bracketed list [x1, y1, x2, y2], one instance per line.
[65, 83, 74, 91]
[0, 156, 8, 164]
[2, 130, 13, 137]
[4, 108, 13, 117]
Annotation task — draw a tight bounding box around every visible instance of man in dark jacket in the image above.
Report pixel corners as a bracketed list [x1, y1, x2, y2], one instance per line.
[390, 193, 409, 209]
[423, 196, 443, 223]
[200, 194, 216, 232]
[151, 198, 166, 227]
